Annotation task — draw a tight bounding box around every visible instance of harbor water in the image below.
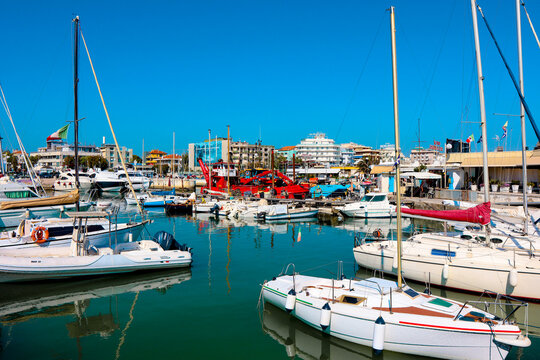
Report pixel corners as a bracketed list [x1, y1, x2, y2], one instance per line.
[0, 205, 538, 359]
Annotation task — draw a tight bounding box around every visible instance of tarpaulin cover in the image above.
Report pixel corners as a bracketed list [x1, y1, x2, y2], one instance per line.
[401, 202, 491, 225]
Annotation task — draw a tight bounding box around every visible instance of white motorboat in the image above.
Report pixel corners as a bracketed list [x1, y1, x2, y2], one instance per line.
[53, 171, 94, 192]
[337, 193, 403, 218]
[0, 217, 146, 249]
[93, 171, 126, 192]
[262, 269, 530, 359]
[0, 212, 192, 282]
[116, 170, 152, 192]
[256, 204, 318, 221]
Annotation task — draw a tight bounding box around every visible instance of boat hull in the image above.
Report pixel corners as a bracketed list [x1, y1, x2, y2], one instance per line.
[264, 210, 319, 221]
[0, 249, 192, 283]
[353, 243, 540, 300]
[263, 280, 513, 360]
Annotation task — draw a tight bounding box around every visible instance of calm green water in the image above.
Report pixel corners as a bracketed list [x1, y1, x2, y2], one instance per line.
[0, 210, 538, 359]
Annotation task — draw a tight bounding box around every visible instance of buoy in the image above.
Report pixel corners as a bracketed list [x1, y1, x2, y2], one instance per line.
[442, 263, 449, 280]
[509, 268, 518, 287]
[392, 252, 398, 269]
[285, 289, 296, 313]
[320, 303, 331, 330]
[372, 316, 386, 354]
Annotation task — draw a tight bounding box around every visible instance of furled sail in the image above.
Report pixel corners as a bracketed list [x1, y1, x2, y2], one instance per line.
[402, 202, 491, 225]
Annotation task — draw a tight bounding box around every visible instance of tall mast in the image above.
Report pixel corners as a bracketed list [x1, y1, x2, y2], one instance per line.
[73, 16, 80, 211]
[227, 125, 231, 196]
[517, 0, 528, 234]
[390, 6, 403, 288]
[470, 0, 490, 204]
[172, 132, 175, 190]
[208, 129, 212, 198]
[0, 135, 4, 175]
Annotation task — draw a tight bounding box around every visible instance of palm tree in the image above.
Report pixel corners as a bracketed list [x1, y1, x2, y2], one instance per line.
[357, 156, 374, 175]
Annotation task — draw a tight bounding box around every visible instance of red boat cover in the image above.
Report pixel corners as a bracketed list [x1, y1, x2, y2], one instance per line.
[401, 202, 491, 225]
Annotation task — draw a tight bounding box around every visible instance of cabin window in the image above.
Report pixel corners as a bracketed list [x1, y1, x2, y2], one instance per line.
[338, 295, 366, 305]
[428, 298, 453, 308]
[490, 238, 503, 244]
[460, 234, 473, 240]
[4, 191, 38, 199]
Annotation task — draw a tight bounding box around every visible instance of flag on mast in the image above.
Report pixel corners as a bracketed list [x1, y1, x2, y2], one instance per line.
[477, 134, 482, 144]
[47, 124, 70, 141]
[466, 134, 475, 143]
[502, 121, 508, 139]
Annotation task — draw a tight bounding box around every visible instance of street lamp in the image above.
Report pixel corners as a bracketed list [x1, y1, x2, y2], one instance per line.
[444, 143, 452, 189]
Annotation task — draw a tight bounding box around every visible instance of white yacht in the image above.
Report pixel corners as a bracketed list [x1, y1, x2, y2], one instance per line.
[115, 170, 152, 191]
[337, 193, 401, 218]
[53, 171, 94, 192]
[93, 171, 126, 192]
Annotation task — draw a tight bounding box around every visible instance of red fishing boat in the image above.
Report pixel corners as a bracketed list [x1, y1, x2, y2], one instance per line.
[198, 159, 309, 199]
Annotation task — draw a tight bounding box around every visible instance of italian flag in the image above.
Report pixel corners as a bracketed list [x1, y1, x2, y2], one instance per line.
[47, 124, 70, 141]
[466, 134, 474, 143]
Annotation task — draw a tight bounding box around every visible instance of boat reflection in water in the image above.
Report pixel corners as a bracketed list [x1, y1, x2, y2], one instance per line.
[0, 269, 191, 327]
[262, 302, 419, 360]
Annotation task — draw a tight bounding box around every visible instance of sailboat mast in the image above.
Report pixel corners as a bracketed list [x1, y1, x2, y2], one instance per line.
[73, 16, 80, 211]
[516, 0, 529, 234]
[470, 0, 490, 204]
[390, 6, 403, 288]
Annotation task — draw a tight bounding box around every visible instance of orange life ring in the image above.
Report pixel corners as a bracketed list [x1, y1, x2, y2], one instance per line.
[31, 226, 49, 243]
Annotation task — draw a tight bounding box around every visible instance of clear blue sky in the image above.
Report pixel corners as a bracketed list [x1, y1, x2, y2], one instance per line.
[0, 0, 539, 156]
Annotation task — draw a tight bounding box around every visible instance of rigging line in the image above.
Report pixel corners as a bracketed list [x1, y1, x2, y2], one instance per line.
[476, 3, 540, 143]
[416, 0, 458, 120]
[334, 12, 385, 141]
[0, 84, 45, 194]
[522, 1, 540, 48]
[79, 28, 144, 216]
[0, 116, 15, 151]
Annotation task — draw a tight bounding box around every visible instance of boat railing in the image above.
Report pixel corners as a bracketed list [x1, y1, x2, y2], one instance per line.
[453, 291, 529, 333]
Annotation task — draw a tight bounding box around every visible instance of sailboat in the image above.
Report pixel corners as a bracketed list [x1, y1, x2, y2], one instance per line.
[262, 7, 530, 359]
[353, 0, 540, 300]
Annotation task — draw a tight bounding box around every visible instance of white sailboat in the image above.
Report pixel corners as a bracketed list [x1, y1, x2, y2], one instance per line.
[353, 0, 540, 300]
[263, 7, 531, 359]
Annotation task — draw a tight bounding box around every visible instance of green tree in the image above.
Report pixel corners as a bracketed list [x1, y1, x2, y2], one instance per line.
[63, 155, 75, 169]
[30, 155, 41, 166]
[162, 164, 170, 175]
[8, 154, 18, 173]
[357, 156, 375, 175]
[132, 154, 143, 164]
[414, 164, 427, 172]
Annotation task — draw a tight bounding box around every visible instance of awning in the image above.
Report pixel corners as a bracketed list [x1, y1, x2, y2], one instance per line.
[371, 165, 394, 175]
[446, 150, 540, 167]
[400, 172, 441, 180]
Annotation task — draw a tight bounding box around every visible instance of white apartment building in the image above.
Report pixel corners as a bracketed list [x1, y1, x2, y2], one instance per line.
[295, 133, 341, 166]
[31, 142, 101, 169]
